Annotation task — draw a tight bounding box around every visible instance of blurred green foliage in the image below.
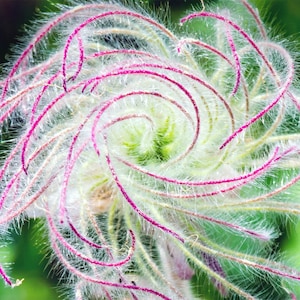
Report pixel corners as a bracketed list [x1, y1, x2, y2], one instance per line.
[0, 220, 60, 299]
[0, 0, 299, 299]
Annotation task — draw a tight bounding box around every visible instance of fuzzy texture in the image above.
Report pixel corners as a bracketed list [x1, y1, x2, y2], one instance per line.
[1, 0, 300, 299]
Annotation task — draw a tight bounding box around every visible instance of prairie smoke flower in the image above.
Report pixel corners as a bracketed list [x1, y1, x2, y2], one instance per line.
[1, 0, 300, 299]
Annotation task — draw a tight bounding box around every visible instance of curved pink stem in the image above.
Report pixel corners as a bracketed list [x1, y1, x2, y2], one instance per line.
[106, 149, 184, 242]
[51, 236, 171, 300]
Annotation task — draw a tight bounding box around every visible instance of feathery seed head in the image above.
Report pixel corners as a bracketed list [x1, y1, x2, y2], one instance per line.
[1, 0, 300, 299]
